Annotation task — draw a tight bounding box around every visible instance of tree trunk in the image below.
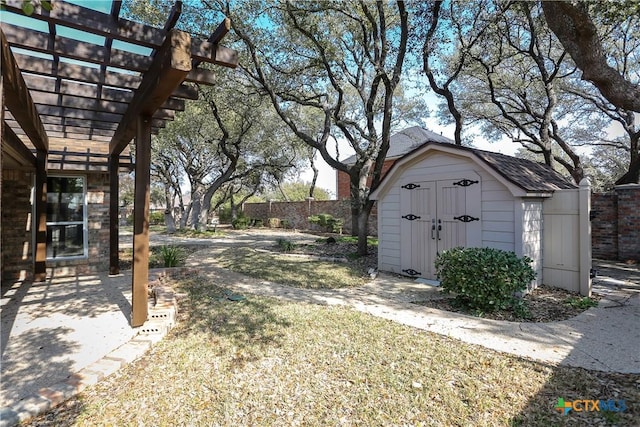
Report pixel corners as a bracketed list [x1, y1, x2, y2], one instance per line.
[356, 202, 374, 256]
[190, 187, 203, 230]
[309, 150, 319, 198]
[180, 203, 191, 229]
[163, 190, 176, 234]
[230, 195, 239, 221]
[164, 209, 176, 234]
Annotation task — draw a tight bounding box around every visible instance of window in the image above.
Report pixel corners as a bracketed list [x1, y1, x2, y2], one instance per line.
[46, 176, 87, 259]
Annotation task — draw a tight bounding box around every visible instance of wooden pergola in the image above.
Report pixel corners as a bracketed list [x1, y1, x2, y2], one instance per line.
[0, 0, 238, 326]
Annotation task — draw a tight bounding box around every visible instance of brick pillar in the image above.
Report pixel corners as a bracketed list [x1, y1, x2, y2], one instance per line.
[616, 184, 640, 261]
[591, 193, 618, 259]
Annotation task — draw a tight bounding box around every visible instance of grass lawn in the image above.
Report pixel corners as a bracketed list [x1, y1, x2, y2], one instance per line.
[214, 247, 369, 289]
[29, 276, 639, 426]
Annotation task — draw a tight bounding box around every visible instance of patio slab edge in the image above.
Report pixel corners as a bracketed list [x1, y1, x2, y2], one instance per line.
[0, 285, 178, 427]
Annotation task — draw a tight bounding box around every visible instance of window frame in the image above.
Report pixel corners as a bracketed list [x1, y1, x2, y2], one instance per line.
[44, 174, 89, 261]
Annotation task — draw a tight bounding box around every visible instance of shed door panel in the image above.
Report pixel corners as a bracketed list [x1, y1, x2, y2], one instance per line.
[437, 180, 468, 252]
[400, 182, 437, 278]
[400, 179, 476, 280]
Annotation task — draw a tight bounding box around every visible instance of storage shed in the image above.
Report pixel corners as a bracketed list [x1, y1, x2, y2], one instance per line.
[369, 141, 592, 295]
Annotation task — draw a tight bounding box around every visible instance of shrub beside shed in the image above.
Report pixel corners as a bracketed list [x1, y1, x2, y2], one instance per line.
[369, 142, 592, 296]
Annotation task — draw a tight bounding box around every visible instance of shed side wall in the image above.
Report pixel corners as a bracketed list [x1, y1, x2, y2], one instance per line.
[542, 188, 581, 292]
[520, 200, 543, 287]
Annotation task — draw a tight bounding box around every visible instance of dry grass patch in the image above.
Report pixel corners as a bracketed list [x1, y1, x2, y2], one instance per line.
[214, 247, 368, 289]
[27, 276, 639, 426]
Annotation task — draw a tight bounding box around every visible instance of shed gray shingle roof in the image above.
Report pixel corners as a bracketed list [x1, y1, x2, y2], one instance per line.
[356, 127, 577, 193]
[342, 126, 452, 164]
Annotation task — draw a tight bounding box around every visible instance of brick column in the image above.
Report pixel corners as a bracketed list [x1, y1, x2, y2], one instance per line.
[616, 184, 640, 261]
[591, 193, 618, 259]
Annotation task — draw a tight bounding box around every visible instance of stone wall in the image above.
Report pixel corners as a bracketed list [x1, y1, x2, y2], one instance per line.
[243, 199, 378, 235]
[591, 185, 640, 262]
[1, 169, 34, 281]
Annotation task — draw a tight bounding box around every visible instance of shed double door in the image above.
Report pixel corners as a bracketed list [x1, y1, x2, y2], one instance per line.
[399, 180, 470, 280]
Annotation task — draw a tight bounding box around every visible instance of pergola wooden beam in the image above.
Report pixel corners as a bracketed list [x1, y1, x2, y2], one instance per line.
[2, 121, 37, 166]
[191, 39, 238, 69]
[3, 22, 153, 73]
[30, 90, 185, 115]
[14, 54, 143, 90]
[110, 29, 192, 156]
[1, 29, 48, 151]
[4, 0, 166, 49]
[4, 1, 237, 68]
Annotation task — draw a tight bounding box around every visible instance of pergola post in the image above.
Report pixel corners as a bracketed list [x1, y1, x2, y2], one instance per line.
[1, 73, 3, 281]
[109, 154, 120, 275]
[34, 149, 47, 281]
[131, 115, 151, 327]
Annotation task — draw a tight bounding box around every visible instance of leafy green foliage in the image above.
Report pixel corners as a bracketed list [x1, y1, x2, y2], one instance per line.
[334, 236, 378, 246]
[158, 245, 184, 268]
[435, 247, 536, 312]
[308, 213, 344, 233]
[565, 296, 599, 310]
[232, 216, 249, 230]
[276, 238, 295, 252]
[149, 211, 165, 225]
[258, 181, 331, 202]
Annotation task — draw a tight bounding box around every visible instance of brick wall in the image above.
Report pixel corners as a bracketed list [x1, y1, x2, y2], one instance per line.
[1, 169, 34, 281]
[616, 185, 640, 261]
[48, 172, 111, 276]
[591, 185, 640, 262]
[243, 199, 378, 235]
[336, 159, 397, 199]
[1, 170, 112, 281]
[591, 193, 618, 259]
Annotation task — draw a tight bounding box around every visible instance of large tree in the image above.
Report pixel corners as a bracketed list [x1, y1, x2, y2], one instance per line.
[151, 67, 305, 231]
[211, 0, 414, 255]
[541, 1, 640, 113]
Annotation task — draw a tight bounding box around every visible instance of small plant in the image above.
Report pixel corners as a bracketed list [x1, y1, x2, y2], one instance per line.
[308, 213, 344, 233]
[565, 296, 599, 309]
[232, 215, 249, 230]
[512, 299, 532, 320]
[159, 245, 184, 267]
[435, 247, 536, 312]
[276, 238, 295, 252]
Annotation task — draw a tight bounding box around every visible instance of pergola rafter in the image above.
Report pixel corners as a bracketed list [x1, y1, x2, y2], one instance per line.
[0, 0, 238, 326]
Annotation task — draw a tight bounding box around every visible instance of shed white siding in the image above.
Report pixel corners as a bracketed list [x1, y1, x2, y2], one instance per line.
[377, 151, 517, 274]
[516, 200, 544, 287]
[372, 141, 590, 296]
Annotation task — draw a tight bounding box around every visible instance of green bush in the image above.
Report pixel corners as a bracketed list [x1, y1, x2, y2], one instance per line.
[232, 216, 249, 230]
[276, 238, 295, 252]
[435, 247, 536, 312]
[308, 213, 344, 233]
[149, 211, 165, 225]
[158, 245, 184, 267]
